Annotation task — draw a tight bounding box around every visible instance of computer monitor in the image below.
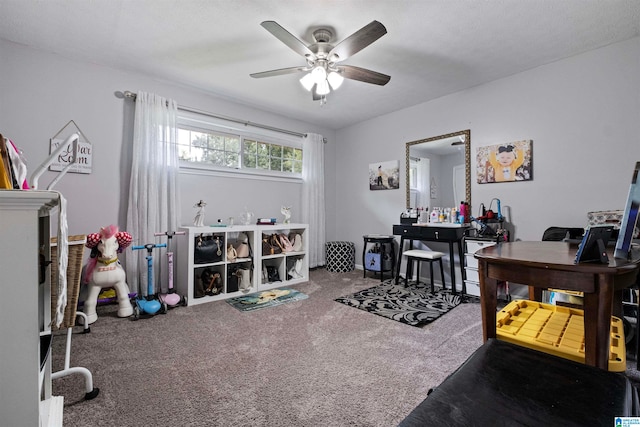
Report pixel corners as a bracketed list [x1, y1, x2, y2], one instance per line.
[614, 161, 640, 259]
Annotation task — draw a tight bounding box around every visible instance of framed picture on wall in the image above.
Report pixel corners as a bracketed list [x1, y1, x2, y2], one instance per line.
[476, 140, 532, 184]
[369, 160, 400, 190]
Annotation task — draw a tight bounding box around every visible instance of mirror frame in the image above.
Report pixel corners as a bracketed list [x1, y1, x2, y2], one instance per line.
[405, 129, 471, 210]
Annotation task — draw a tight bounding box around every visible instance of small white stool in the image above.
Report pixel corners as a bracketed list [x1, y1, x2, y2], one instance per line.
[403, 249, 446, 293]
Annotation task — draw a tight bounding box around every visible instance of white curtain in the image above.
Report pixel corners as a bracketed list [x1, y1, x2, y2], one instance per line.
[301, 133, 326, 268]
[125, 91, 181, 295]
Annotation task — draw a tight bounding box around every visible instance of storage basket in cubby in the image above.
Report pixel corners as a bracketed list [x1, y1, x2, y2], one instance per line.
[50, 235, 86, 329]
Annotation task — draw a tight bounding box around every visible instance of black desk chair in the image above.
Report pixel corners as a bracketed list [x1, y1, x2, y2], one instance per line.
[541, 226, 584, 242]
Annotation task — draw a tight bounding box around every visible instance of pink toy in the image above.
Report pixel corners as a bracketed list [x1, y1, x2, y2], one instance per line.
[83, 225, 134, 324]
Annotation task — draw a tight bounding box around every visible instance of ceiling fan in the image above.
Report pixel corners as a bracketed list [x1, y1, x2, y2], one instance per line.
[250, 20, 390, 101]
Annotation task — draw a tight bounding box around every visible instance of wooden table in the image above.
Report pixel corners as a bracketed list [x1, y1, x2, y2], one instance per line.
[475, 241, 640, 370]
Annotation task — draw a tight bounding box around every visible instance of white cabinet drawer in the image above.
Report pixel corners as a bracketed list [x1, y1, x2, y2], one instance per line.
[466, 268, 479, 283]
[465, 253, 478, 269]
[464, 280, 481, 297]
[466, 240, 497, 254]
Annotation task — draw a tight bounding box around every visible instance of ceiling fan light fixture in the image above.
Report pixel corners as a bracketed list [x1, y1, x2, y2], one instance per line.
[316, 79, 330, 96]
[327, 71, 344, 90]
[311, 65, 327, 84]
[300, 73, 315, 91]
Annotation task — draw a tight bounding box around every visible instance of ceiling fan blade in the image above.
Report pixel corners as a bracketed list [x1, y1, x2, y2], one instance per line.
[328, 21, 387, 62]
[260, 21, 316, 60]
[250, 66, 307, 79]
[338, 65, 390, 86]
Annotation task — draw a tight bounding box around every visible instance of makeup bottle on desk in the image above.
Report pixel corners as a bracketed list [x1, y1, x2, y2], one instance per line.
[420, 208, 429, 224]
[430, 208, 439, 223]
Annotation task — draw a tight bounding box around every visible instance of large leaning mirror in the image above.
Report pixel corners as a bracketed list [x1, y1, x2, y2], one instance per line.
[405, 129, 471, 211]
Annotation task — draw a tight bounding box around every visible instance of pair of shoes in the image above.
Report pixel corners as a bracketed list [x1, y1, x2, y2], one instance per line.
[288, 267, 302, 279]
[288, 259, 304, 279]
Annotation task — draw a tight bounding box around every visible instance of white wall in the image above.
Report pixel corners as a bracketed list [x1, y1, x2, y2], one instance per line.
[0, 39, 336, 241]
[2, 36, 638, 272]
[334, 37, 640, 276]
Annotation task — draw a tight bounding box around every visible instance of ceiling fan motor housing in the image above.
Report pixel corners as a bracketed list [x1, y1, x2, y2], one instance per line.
[312, 28, 332, 43]
[310, 29, 334, 62]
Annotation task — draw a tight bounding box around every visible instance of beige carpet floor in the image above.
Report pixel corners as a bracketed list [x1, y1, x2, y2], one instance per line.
[51, 268, 485, 426]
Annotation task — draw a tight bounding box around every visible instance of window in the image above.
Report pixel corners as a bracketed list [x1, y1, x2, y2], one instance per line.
[409, 158, 419, 189]
[177, 115, 303, 177]
[177, 128, 240, 168]
[409, 157, 430, 209]
[243, 140, 302, 174]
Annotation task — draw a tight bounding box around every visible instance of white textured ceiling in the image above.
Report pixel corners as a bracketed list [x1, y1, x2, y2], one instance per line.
[1, 0, 639, 130]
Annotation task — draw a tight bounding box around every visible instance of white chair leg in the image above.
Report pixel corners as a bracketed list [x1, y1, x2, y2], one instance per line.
[75, 311, 90, 333]
[51, 327, 100, 400]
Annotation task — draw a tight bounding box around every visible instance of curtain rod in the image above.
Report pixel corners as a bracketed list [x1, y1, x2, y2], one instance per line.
[122, 90, 326, 142]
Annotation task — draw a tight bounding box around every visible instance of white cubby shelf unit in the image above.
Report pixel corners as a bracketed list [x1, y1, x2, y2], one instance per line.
[176, 223, 308, 306]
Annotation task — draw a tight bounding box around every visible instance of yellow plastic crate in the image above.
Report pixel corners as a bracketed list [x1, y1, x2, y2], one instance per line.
[496, 299, 626, 372]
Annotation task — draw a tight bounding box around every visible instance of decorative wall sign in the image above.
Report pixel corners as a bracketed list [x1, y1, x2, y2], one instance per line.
[369, 160, 400, 190]
[49, 120, 92, 174]
[476, 140, 532, 184]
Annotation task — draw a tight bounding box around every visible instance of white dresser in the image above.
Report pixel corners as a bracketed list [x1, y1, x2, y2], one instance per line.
[0, 190, 63, 426]
[463, 237, 498, 297]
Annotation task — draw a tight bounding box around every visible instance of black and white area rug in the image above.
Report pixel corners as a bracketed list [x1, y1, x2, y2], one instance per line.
[335, 280, 461, 327]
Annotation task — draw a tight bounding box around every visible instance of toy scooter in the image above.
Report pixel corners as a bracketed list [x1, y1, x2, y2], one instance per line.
[155, 230, 187, 308]
[131, 242, 167, 319]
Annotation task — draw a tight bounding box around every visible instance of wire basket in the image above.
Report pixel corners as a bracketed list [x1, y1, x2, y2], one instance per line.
[50, 234, 86, 330]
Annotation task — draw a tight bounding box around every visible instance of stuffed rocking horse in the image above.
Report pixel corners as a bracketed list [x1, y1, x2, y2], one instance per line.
[83, 225, 134, 324]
